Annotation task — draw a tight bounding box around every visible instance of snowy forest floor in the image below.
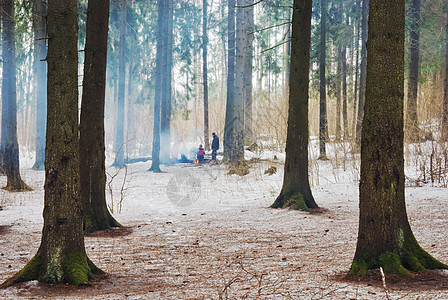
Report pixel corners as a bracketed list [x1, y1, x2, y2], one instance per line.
[0, 150, 448, 299]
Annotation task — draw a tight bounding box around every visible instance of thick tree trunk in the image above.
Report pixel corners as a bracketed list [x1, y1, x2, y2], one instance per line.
[160, 0, 173, 165]
[32, 0, 47, 171]
[355, 0, 368, 148]
[202, 0, 210, 151]
[318, 0, 328, 159]
[224, 0, 235, 159]
[1, 0, 29, 191]
[113, 0, 127, 168]
[80, 0, 121, 234]
[349, 0, 446, 277]
[1, 0, 100, 288]
[406, 0, 421, 142]
[271, 0, 317, 210]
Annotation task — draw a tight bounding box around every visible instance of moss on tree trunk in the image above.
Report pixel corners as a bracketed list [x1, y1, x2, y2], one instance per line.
[349, 231, 447, 277]
[80, 0, 121, 233]
[2, 0, 101, 288]
[349, 0, 446, 277]
[1, 251, 103, 288]
[271, 0, 317, 211]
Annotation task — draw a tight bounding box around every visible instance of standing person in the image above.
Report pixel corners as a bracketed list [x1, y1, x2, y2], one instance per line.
[211, 132, 219, 161]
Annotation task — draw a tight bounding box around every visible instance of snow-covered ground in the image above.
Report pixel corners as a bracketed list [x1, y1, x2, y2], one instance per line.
[0, 147, 447, 299]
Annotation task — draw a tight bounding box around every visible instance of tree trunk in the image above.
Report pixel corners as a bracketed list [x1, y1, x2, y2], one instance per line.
[355, 0, 369, 148]
[341, 44, 348, 139]
[319, 0, 328, 159]
[352, 1, 360, 136]
[1, 0, 101, 287]
[160, 0, 173, 165]
[335, 46, 342, 142]
[349, 0, 447, 277]
[271, 0, 317, 210]
[149, 0, 166, 172]
[80, 0, 121, 234]
[244, 0, 254, 145]
[406, 0, 421, 142]
[284, 8, 291, 95]
[126, 61, 136, 158]
[224, 0, 235, 159]
[229, 0, 247, 172]
[443, 4, 448, 141]
[32, 0, 47, 171]
[202, 0, 210, 151]
[1, 0, 29, 191]
[113, 0, 127, 168]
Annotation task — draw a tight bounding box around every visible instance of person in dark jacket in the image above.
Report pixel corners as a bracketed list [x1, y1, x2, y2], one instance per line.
[211, 132, 219, 161]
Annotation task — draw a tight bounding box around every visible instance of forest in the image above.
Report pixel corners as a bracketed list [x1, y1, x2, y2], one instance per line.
[0, 0, 448, 298]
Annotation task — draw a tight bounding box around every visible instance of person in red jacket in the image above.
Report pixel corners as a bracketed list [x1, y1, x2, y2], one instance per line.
[197, 144, 205, 162]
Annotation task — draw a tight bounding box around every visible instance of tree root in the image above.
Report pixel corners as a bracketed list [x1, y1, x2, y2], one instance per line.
[349, 234, 447, 277]
[1, 251, 103, 288]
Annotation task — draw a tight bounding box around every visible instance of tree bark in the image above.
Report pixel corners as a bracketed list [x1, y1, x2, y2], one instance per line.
[319, 0, 328, 159]
[159, 0, 173, 165]
[202, 0, 210, 151]
[406, 0, 421, 142]
[1, 0, 29, 191]
[32, 0, 47, 171]
[443, 4, 448, 141]
[355, 0, 369, 148]
[244, 0, 254, 145]
[352, 0, 360, 136]
[126, 61, 136, 158]
[349, 0, 447, 277]
[1, 0, 101, 287]
[80, 0, 121, 233]
[336, 46, 342, 142]
[149, 0, 166, 172]
[113, 0, 127, 168]
[271, 0, 317, 210]
[229, 0, 247, 171]
[224, 0, 235, 159]
[341, 43, 348, 139]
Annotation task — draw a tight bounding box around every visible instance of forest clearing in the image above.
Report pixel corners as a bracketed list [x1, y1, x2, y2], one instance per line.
[0, 0, 447, 298]
[1, 147, 447, 299]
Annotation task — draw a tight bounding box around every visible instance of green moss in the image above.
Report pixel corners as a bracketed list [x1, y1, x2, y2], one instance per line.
[87, 257, 103, 275]
[402, 233, 447, 270]
[348, 259, 368, 277]
[63, 251, 92, 285]
[379, 251, 411, 277]
[84, 217, 94, 233]
[318, 154, 328, 161]
[285, 193, 308, 211]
